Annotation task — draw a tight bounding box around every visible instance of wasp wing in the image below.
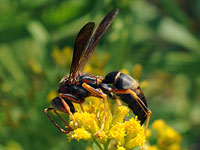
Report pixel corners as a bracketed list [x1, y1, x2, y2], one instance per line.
[78, 8, 119, 71]
[70, 22, 95, 79]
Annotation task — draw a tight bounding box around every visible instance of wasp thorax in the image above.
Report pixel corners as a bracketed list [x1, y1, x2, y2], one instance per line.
[60, 75, 70, 84]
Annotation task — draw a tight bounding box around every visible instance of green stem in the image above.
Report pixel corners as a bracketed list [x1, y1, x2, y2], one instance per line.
[92, 136, 103, 150]
[104, 139, 110, 150]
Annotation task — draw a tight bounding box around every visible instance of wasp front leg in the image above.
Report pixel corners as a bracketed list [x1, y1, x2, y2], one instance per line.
[82, 82, 107, 136]
[58, 96, 76, 122]
[44, 96, 75, 133]
[44, 108, 72, 133]
[59, 93, 85, 112]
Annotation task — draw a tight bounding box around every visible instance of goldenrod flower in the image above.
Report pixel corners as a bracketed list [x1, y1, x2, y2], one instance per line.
[97, 130, 108, 144]
[152, 119, 166, 131]
[47, 90, 57, 102]
[146, 129, 151, 139]
[116, 145, 126, 150]
[168, 143, 181, 150]
[28, 59, 42, 74]
[132, 64, 142, 81]
[5, 140, 23, 150]
[125, 117, 143, 140]
[148, 145, 159, 150]
[52, 46, 72, 67]
[83, 52, 110, 75]
[69, 112, 99, 134]
[151, 119, 182, 150]
[66, 97, 146, 150]
[165, 127, 181, 143]
[67, 127, 92, 141]
[120, 68, 130, 75]
[125, 133, 145, 149]
[140, 80, 149, 90]
[109, 123, 126, 145]
[112, 106, 129, 125]
[83, 64, 92, 74]
[124, 118, 146, 149]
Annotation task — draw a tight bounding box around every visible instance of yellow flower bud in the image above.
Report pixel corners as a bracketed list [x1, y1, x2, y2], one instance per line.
[47, 90, 57, 102]
[125, 133, 145, 149]
[109, 123, 126, 146]
[72, 112, 99, 134]
[68, 127, 92, 141]
[148, 145, 159, 150]
[97, 130, 108, 144]
[120, 68, 130, 75]
[112, 106, 129, 125]
[29, 60, 42, 74]
[152, 119, 166, 131]
[124, 117, 143, 141]
[132, 64, 142, 80]
[140, 80, 149, 90]
[168, 143, 181, 150]
[116, 145, 126, 150]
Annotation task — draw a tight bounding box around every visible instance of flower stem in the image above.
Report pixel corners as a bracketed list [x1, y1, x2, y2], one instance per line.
[92, 136, 103, 150]
[103, 140, 110, 150]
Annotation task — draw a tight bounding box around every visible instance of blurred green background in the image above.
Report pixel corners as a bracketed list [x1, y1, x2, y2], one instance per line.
[0, 0, 200, 150]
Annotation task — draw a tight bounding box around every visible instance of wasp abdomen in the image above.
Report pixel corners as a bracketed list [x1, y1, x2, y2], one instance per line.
[104, 71, 139, 90]
[103, 71, 148, 125]
[115, 73, 138, 89]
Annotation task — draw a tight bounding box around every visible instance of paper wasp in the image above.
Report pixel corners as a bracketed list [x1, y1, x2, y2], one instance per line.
[44, 8, 151, 135]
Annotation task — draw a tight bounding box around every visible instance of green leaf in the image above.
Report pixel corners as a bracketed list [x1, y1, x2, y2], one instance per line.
[158, 18, 200, 53]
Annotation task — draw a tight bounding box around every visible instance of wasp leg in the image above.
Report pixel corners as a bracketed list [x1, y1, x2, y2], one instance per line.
[115, 99, 121, 106]
[44, 108, 72, 133]
[59, 93, 85, 103]
[79, 103, 84, 112]
[112, 95, 122, 106]
[59, 96, 76, 122]
[59, 93, 85, 112]
[114, 97, 129, 121]
[53, 110, 69, 125]
[82, 83, 107, 136]
[112, 89, 151, 136]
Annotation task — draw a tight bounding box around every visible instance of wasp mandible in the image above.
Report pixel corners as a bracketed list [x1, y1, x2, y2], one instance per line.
[44, 8, 151, 136]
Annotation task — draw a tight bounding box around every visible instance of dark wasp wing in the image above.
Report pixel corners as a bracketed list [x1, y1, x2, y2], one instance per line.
[78, 8, 119, 72]
[70, 22, 95, 79]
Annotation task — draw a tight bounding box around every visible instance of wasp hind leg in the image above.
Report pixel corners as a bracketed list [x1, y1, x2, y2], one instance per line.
[112, 89, 151, 137]
[82, 83, 107, 137]
[44, 108, 72, 133]
[112, 95, 122, 106]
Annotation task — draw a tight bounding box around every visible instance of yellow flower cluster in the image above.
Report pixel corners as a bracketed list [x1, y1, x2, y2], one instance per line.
[149, 120, 182, 150]
[28, 59, 43, 74]
[66, 97, 146, 150]
[52, 46, 72, 67]
[68, 127, 91, 141]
